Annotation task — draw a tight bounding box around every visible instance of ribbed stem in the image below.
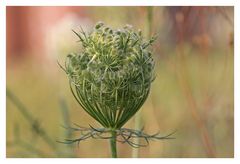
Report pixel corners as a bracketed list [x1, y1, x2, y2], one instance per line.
[110, 130, 117, 158]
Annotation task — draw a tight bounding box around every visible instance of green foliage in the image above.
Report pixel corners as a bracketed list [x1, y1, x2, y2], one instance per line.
[63, 22, 156, 129]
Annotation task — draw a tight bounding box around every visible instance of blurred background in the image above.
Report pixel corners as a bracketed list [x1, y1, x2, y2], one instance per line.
[6, 6, 233, 158]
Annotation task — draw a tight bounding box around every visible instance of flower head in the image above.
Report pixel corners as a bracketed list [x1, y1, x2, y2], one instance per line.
[64, 22, 156, 129]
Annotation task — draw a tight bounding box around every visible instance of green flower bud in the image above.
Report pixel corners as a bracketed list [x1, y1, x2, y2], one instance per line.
[95, 21, 104, 29]
[64, 22, 156, 129]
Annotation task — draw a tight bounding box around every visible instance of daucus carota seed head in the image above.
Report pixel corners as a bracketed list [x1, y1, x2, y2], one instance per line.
[64, 22, 156, 129]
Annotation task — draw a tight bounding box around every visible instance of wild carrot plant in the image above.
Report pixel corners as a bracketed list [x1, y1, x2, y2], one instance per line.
[59, 22, 173, 158]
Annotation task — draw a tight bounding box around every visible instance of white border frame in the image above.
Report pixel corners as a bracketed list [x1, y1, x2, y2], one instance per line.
[0, 0, 239, 163]
[0, 0, 237, 6]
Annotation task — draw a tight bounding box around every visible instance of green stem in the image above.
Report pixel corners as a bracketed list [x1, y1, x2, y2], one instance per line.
[6, 88, 61, 156]
[132, 111, 141, 157]
[147, 6, 153, 38]
[110, 130, 117, 158]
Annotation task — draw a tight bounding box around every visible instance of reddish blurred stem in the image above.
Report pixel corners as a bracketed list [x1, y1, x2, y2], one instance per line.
[173, 7, 216, 157]
[176, 44, 216, 157]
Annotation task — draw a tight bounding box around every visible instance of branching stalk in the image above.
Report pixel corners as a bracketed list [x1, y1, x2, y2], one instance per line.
[6, 88, 61, 156]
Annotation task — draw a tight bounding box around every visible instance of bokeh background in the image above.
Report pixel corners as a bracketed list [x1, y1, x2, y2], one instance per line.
[6, 6, 234, 158]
